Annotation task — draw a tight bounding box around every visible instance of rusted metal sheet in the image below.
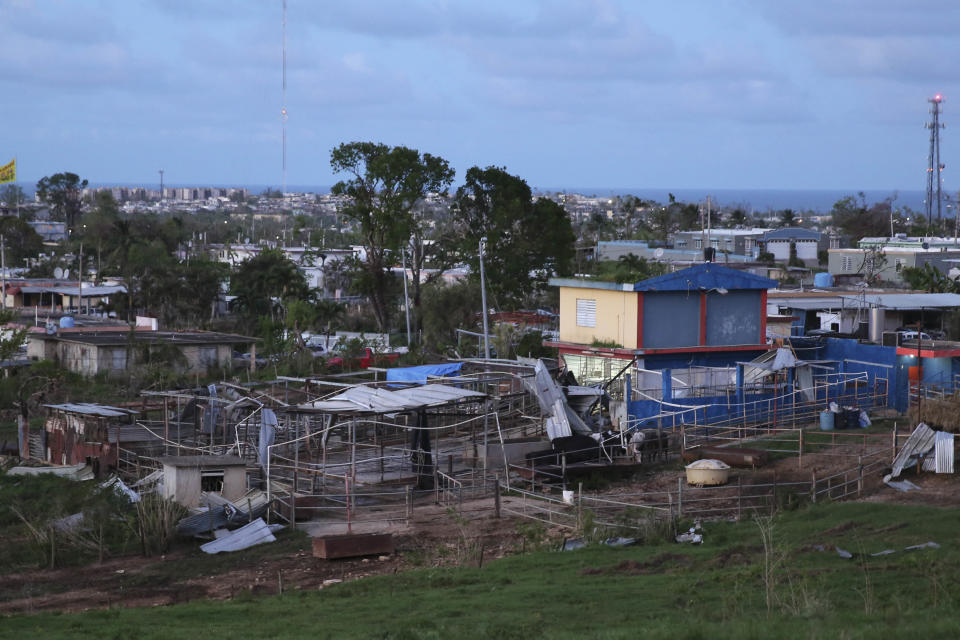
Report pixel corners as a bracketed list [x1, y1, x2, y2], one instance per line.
[683, 446, 769, 468]
[312, 533, 394, 559]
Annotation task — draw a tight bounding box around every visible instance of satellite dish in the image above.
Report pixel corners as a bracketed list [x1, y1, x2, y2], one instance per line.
[654, 248, 665, 259]
[62, 269, 70, 279]
[54, 267, 63, 279]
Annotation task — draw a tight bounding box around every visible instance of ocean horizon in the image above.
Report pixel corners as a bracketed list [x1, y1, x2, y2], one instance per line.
[18, 182, 941, 214]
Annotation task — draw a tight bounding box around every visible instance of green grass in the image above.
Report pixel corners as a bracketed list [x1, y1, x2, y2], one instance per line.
[3, 500, 959, 639]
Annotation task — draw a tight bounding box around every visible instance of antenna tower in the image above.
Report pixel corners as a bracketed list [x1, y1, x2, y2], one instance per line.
[281, 0, 288, 197]
[925, 94, 945, 221]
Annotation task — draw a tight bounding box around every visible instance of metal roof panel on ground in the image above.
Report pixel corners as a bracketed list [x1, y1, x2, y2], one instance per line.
[884, 423, 937, 483]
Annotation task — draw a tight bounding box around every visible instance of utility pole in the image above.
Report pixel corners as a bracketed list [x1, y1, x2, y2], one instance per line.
[479, 237, 491, 359]
[1, 234, 6, 310]
[401, 247, 412, 348]
[158, 169, 165, 202]
[77, 243, 83, 316]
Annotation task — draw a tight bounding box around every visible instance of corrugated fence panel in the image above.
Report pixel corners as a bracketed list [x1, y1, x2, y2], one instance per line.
[935, 431, 954, 474]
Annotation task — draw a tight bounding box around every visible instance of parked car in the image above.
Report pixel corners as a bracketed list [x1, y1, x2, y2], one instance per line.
[896, 330, 932, 341]
[326, 347, 400, 370]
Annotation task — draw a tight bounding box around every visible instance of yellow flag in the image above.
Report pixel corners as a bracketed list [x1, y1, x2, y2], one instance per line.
[0, 158, 14, 184]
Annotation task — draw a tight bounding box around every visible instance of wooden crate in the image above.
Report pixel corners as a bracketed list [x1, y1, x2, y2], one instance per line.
[312, 533, 394, 559]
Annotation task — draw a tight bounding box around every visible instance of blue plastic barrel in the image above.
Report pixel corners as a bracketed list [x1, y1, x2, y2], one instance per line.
[813, 272, 834, 288]
[819, 410, 834, 431]
[59, 316, 75, 328]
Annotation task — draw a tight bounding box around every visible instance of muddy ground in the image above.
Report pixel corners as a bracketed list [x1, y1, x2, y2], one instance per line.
[1, 433, 956, 616]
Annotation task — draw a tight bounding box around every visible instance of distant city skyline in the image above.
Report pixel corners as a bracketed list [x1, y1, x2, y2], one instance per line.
[3, 1, 960, 193]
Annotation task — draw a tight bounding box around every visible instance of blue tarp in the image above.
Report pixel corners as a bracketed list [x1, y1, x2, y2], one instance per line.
[386, 363, 463, 385]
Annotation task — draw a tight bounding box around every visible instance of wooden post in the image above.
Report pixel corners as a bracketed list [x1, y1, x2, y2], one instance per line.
[677, 476, 683, 517]
[810, 470, 817, 504]
[448, 454, 454, 476]
[798, 429, 803, 470]
[737, 474, 742, 520]
[345, 475, 352, 534]
[405, 484, 412, 525]
[494, 474, 501, 519]
[163, 396, 170, 457]
[857, 456, 863, 497]
[380, 442, 385, 483]
[577, 481, 583, 530]
[892, 422, 898, 461]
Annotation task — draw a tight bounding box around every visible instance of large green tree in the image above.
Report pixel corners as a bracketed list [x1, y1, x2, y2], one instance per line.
[0, 217, 43, 266]
[453, 166, 575, 304]
[831, 194, 893, 242]
[36, 172, 88, 230]
[229, 249, 311, 332]
[330, 142, 454, 332]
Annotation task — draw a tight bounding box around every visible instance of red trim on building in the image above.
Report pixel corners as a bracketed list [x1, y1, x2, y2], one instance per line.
[636, 292, 644, 348]
[636, 344, 769, 355]
[760, 290, 768, 342]
[545, 341, 769, 357]
[896, 347, 960, 358]
[699, 292, 707, 346]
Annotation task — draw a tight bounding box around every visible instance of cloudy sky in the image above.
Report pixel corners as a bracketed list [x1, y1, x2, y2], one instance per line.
[2, 0, 959, 193]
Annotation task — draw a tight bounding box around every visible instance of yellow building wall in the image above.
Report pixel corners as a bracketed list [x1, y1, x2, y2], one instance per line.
[558, 287, 638, 349]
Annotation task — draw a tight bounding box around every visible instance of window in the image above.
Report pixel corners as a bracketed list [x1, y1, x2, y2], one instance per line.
[200, 470, 225, 493]
[110, 348, 126, 371]
[198, 346, 218, 367]
[841, 256, 853, 272]
[895, 258, 905, 272]
[576, 298, 596, 327]
[695, 239, 703, 249]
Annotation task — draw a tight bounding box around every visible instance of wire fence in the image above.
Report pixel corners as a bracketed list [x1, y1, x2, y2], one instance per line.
[501, 452, 890, 534]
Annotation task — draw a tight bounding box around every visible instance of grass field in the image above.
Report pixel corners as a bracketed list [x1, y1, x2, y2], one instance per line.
[2, 499, 957, 640]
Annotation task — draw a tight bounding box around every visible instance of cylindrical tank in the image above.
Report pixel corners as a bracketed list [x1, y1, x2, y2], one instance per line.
[813, 272, 834, 288]
[59, 316, 75, 328]
[819, 410, 835, 431]
[868, 307, 884, 343]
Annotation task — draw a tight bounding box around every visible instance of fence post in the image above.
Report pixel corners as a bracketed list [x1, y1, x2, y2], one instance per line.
[857, 456, 863, 497]
[810, 470, 817, 504]
[677, 477, 683, 517]
[406, 485, 412, 525]
[737, 474, 742, 520]
[494, 474, 501, 519]
[892, 422, 898, 461]
[577, 482, 583, 531]
[798, 429, 804, 470]
[771, 474, 778, 515]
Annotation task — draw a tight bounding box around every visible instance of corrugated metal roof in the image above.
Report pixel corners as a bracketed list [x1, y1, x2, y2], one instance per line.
[43, 403, 139, 418]
[840, 293, 960, 310]
[299, 383, 486, 414]
[633, 263, 777, 292]
[773, 297, 844, 311]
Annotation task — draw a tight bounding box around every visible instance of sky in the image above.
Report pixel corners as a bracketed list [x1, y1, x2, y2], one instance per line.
[3, 0, 960, 194]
